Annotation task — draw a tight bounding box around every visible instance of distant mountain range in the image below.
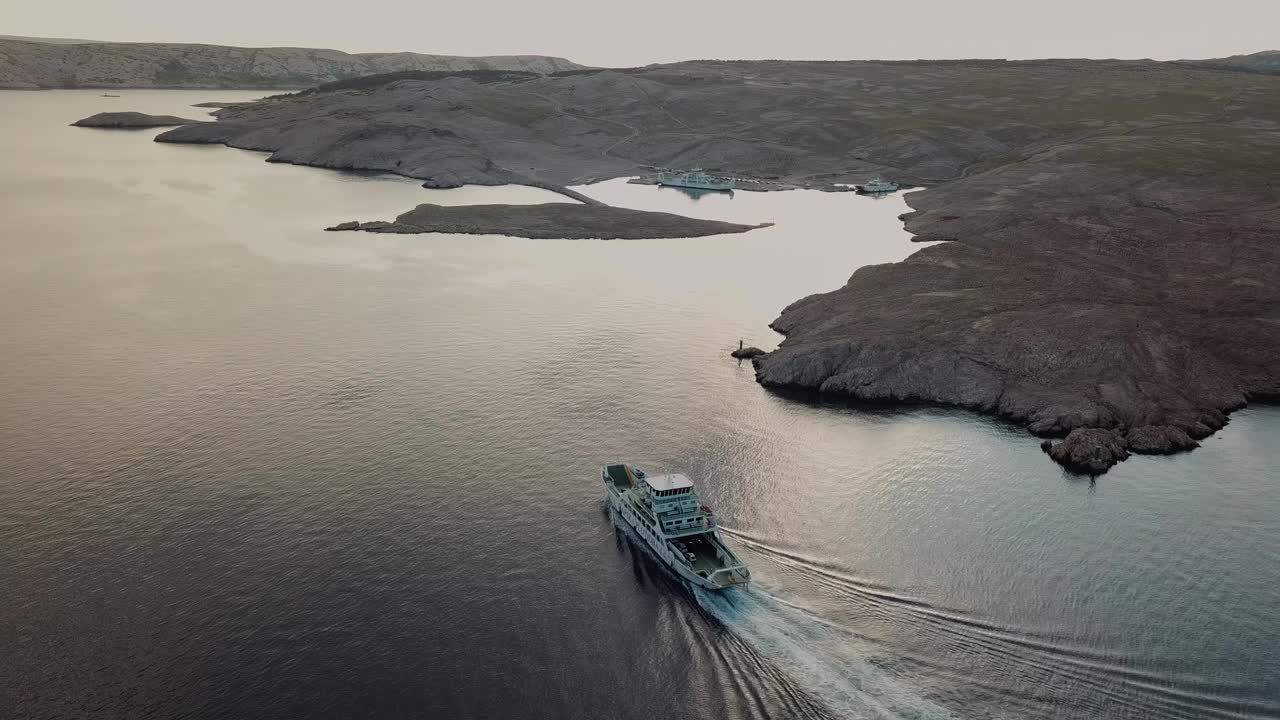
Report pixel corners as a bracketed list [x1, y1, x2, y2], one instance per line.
[0, 36, 586, 89]
[3, 35, 1276, 90]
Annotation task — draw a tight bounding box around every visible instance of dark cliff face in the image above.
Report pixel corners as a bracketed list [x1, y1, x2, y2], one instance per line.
[134, 58, 1280, 472]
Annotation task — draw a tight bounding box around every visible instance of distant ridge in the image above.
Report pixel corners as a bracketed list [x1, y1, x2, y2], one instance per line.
[0, 36, 587, 89]
[1181, 50, 1280, 74]
[0, 34, 109, 45]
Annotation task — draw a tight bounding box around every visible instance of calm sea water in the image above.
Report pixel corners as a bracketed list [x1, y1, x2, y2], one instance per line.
[2, 90, 1278, 720]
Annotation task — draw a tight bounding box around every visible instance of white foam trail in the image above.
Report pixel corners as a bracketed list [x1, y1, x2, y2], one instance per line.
[693, 584, 956, 720]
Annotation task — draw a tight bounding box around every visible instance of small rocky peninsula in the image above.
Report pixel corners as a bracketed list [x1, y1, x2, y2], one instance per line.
[71, 111, 201, 128]
[326, 202, 769, 239]
[76, 58, 1280, 473]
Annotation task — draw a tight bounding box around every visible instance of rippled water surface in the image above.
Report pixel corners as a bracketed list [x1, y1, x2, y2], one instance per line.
[3, 91, 1279, 720]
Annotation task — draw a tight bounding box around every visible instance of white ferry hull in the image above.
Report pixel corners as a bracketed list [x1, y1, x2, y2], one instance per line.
[602, 465, 750, 591]
[608, 498, 735, 590]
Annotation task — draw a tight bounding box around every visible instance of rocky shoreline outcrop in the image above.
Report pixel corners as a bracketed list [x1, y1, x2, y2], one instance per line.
[751, 134, 1280, 473]
[1035, 424, 1204, 475]
[326, 202, 769, 239]
[71, 111, 201, 128]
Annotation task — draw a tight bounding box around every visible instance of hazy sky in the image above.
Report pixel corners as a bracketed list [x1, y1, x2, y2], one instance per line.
[5, 0, 1277, 66]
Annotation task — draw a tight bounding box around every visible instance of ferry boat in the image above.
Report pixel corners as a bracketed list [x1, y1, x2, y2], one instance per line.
[656, 168, 735, 192]
[603, 463, 750, 590]
[856, 178, 899, 194]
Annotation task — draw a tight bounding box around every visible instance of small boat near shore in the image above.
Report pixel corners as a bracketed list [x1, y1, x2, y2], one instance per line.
[603, 463, 750, 590]
[856, 178, 899, 194]
[657, 168, 735, 192]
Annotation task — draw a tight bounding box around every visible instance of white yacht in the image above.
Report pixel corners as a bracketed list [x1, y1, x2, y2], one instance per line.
[603, 463, 750, 590]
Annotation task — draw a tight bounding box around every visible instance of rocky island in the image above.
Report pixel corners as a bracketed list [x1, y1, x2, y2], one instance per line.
[327, 202, 769, 239]
[77, 57, 1280, 473]
[71, 111, 201, 128]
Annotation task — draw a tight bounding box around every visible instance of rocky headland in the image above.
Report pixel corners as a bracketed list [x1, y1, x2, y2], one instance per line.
[71, 111, 201, 128]
[82, 57, 1280, 472]
[326, 202, 769, 239]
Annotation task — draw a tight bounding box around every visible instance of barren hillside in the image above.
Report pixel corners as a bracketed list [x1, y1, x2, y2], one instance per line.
[0, 37, 584, 89]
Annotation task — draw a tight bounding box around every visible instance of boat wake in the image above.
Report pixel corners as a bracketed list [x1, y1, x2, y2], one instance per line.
[692, 583, 956, 720]
[615, 509, 1278, 720]
[712, 527, 1280, 720]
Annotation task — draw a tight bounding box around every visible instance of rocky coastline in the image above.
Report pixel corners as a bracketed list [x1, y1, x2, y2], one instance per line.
[81, 58, 1280, 473]
[750, 140, 1280, 473]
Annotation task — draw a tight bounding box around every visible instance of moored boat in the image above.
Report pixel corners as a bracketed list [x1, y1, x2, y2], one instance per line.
[603, 463, 750, 590]
[656, 168, 735, 192]
[856, 177, 899, 194]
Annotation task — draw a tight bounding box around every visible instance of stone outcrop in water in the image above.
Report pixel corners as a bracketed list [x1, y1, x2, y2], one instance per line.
[71, 111, 200, 128]
[1045, 429, 1131, 475]
[731, 343, 767, 359]
[329, 202, 769, 240]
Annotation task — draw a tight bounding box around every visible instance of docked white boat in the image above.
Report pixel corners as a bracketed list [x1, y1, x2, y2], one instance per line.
[656, 168, 735, 192]
[603, 463, 750, 590]
[856, 177, 899, 194]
